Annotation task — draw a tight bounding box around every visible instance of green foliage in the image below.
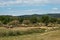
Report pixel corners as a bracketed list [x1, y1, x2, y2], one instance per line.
[40, 15, 50, 26]
[0, 16, 13, 24]
[57, 19, 60, 24]
[40, 15, 57, 26]
[50, 18, 57, 23]
[18, 17, 24, 24]
[0, 15, 59, 27]
[29, 16, 38, 24]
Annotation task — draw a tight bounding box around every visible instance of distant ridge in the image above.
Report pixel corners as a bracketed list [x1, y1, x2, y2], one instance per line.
[0, 13, 60, 18]
[19, 13, 60, 18]
[47, 13, 60, 18]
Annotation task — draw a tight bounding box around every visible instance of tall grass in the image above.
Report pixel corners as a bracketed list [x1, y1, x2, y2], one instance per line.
[0, 28, 46, 37]
[0, 27, 60, 37]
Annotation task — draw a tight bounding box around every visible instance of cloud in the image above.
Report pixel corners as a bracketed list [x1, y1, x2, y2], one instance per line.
[0, 0, 60, 7]
[52, 8, 58, 10]
[2, 9, 48, 16]
[0, 0, 49, 7]
[48, 7, 60, 13]
[0, 0, 22, 6]
[49, 0, 60, 4]
[7, 8, 12, 10]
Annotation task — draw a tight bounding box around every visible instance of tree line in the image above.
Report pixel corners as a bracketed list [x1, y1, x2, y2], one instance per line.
[0, 15, 60, 27]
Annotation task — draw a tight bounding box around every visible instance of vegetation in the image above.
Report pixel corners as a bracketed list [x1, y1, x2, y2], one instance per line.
[0, 14, 60, 27]
[40, 15, 58, 26]
[0, 14, 60, 40]
[0, 28, 60, 40]
[0, 28, 46, 37]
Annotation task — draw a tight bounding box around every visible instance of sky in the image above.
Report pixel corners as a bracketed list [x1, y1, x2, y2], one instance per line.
[0, 0, 60, 16]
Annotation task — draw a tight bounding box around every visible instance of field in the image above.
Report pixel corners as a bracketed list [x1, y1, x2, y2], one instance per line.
[0, 29, 60, 40]
[0, 27, 60, 40]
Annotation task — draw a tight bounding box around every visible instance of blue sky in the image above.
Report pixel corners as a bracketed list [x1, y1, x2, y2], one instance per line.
[0, 0, 60, 16]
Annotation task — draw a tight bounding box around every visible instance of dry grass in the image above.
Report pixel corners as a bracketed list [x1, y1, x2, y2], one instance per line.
[0, 26, 60, 40]
[0, 30, 60, 40]
[0, 27, 46, 37]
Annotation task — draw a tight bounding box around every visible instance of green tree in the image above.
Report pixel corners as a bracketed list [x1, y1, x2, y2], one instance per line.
[40, 15, 57, 26]
[30, 16, 38, 24]
[0, 16, 13, 24]
[18, 17, 24, 24]
[40, 15, 51, 26]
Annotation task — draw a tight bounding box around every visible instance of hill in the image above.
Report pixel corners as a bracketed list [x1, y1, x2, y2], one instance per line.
[0, 13, 60, 18]
[19, 13, 60, 18]
[47, 13, 60, 18]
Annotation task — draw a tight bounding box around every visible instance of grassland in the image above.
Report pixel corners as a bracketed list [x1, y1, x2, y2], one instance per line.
[0, 27, 46, 37]
[0, 29, 60, 40]
[0, 27, 60, 40]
